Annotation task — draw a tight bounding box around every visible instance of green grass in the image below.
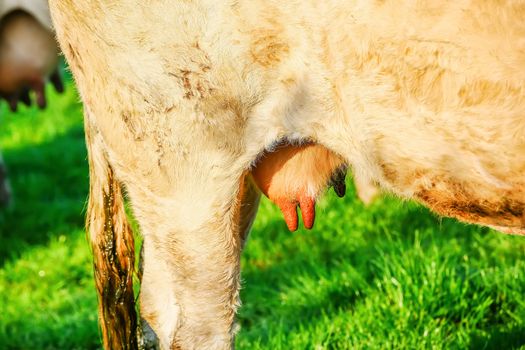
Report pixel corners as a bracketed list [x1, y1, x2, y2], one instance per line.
[1, 82, 525, 349]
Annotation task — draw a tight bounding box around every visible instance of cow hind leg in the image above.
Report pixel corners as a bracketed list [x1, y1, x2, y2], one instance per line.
[137, 172, 254, 349]
[85, 118, 138, 350]
[238, 174, 261, 246]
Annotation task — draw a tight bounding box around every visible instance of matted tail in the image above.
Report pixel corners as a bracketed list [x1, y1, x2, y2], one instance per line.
[85, 119, 138, 349]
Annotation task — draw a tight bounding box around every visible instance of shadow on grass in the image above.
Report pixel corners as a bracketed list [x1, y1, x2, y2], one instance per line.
[470, 325, 525, 350]
[0, 124, 88, 265]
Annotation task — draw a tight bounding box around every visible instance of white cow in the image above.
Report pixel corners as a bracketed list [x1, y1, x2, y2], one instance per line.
[49, 1, 525, 349]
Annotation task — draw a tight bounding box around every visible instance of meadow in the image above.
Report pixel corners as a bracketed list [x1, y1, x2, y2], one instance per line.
[1, 80, 525, 349]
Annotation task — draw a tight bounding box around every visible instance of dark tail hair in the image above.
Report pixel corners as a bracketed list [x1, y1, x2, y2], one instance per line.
[85, 119, 138, 349]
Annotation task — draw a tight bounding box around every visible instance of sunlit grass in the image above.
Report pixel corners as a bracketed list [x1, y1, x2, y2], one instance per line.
[1, 82, 525, 349]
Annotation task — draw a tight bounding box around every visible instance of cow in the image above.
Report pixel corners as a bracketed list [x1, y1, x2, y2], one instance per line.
[48, 1, 525, 349]
[0, 0, 63, 111]
[0, 0, 64, 206]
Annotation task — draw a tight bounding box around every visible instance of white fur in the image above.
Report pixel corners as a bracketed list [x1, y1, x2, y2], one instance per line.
[49, 1, 525, 348]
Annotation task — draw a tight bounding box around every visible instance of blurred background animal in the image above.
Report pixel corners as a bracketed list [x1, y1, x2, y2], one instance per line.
[0, 0, 64, 206]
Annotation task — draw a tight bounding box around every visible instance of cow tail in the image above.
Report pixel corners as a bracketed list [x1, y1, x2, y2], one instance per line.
[85, 118, 139, 350]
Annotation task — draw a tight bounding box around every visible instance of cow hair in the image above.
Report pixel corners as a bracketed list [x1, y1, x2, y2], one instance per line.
[85, 115, 139, 349]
